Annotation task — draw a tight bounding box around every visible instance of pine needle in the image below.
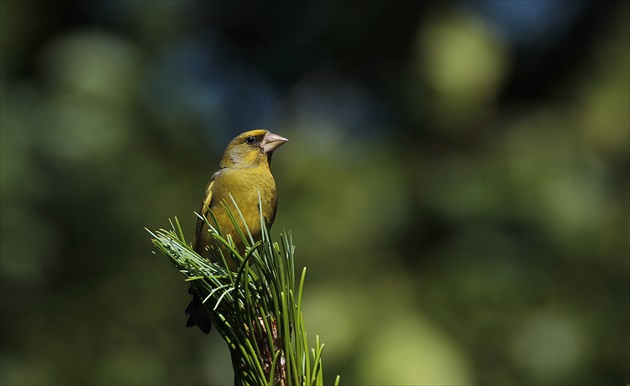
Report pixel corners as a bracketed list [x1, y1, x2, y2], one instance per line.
[148, 200, 337, 385]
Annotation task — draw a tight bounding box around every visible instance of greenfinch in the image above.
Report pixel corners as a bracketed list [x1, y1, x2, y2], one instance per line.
[186, 129, 288, 334]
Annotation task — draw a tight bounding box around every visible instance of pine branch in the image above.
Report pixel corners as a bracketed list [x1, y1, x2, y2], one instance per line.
[147, 202, 339, 386]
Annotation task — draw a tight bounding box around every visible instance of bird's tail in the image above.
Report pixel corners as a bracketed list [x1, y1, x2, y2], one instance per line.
[185, 284, 212, 334]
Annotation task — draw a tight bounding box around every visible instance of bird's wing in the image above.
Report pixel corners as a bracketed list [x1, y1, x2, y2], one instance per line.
[188, 171, 219, 335]
[193, 171, 218, 253]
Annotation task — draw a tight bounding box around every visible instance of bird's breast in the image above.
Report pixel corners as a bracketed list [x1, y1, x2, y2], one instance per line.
[211, 166, 277, 242]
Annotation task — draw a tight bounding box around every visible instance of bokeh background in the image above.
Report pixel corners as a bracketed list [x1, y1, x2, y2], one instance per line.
[1, 1, 628, 385]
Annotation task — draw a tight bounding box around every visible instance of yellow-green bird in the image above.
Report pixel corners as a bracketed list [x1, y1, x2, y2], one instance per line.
[186, 129, 288, 333]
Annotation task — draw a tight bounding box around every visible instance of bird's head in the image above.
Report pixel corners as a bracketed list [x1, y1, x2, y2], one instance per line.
[220, 129, 288, 169]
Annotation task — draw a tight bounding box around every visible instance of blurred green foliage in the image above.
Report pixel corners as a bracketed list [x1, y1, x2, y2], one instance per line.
[1, 1, 628, 385]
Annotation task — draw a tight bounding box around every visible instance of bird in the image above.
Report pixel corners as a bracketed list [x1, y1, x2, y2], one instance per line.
[185, 129, 288, 334]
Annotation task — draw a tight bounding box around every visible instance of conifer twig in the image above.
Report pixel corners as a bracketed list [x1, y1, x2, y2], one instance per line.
[147, 201, 338, 386]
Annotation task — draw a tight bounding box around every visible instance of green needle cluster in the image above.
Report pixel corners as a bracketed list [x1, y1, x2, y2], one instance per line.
[148, 198, 339, 386]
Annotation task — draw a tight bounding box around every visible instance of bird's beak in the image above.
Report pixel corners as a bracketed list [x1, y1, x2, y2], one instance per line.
[261, 131, 288, 154]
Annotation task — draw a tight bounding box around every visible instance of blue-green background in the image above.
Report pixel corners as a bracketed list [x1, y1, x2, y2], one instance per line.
[1, 1, 628, 384]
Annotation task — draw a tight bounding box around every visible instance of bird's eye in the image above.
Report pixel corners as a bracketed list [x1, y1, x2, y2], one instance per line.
[245, 136, 256, 144]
